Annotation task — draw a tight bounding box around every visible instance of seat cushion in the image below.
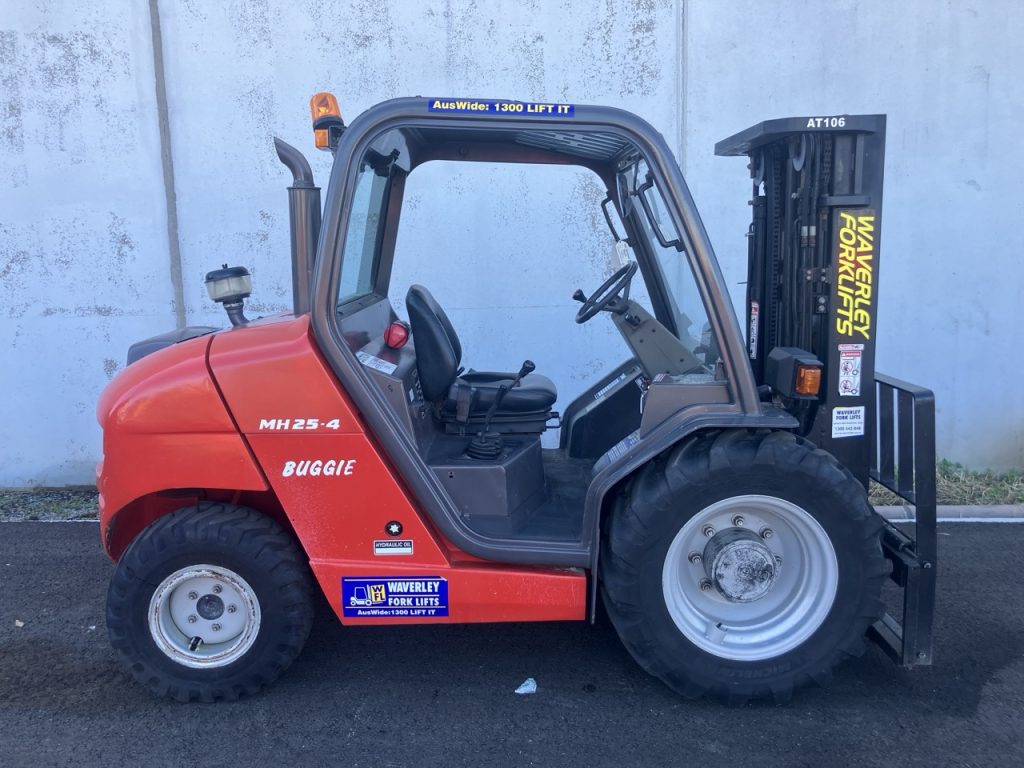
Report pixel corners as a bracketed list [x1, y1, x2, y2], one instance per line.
[452, 373, 557, 414]
[460, 370, 517, 385]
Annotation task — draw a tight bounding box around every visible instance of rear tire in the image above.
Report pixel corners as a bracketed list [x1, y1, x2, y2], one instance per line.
[600, 430, 887, 704]
[106, 503, 314, 702]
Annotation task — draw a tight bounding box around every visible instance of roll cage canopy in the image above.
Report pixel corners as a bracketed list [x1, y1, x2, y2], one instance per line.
[315, 96, 759, 411]
[307, 97, 774, 568]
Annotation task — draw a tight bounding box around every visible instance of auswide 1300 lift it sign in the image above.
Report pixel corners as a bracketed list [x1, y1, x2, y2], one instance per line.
[97, 94, 936, 704]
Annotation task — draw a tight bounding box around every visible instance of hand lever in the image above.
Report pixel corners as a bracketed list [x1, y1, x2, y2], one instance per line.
[515, 359, 536, 383]
[487, 360, 534, 421]
[466, 360, 535, 461]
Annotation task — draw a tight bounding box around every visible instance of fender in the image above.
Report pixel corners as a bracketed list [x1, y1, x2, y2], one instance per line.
[96, 333, 268, 557]
[583, 406, 798, 619]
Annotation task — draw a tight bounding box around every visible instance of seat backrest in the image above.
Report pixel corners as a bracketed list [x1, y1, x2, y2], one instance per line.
[406, 285, 462, 401]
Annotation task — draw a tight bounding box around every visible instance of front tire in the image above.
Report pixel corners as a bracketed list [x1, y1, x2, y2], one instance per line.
[601, 430, 887, 704]
[106, 503, 314, 702]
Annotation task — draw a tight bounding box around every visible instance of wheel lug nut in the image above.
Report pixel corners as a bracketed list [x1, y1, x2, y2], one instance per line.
[774, 555, 783, 565]
[211, 623, 222, 632]
[227, 604, 237, 614]
[702, 525, 715, 538]
[699, 579, 713, 592]
[732, 515, 745, 526]
[760, 527, 774, 539]
[688, 552, 702, 564]
[187, 615, 198, 624]
[212, 585, 223, 594]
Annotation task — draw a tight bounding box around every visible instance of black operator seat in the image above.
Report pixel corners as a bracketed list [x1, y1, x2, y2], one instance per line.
[405, 285, 557, 434]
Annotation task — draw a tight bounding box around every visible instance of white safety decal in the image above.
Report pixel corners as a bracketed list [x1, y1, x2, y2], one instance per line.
[838, 343, 863, 397]
[831, 406, 866, 438]
[595, 372, 628, 400]
[357, 350, 398, 375]
[749, 301, 760, 358]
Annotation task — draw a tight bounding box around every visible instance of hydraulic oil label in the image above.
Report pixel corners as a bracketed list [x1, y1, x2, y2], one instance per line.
[342, 577, 448, 618]
[373, 539, 414, 556]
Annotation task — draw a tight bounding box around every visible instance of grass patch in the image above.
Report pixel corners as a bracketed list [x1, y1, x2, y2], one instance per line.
[0, 488, 99, 522]
[869, 460, 1024, 507]
[2, 460, 1022, 522]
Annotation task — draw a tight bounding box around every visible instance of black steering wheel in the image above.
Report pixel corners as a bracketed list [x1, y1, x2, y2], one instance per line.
[574, 262, 639, 324]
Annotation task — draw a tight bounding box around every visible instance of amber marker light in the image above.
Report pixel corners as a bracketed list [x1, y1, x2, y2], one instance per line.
[310, 91, 342, 150]
[794, 364, 822, 396]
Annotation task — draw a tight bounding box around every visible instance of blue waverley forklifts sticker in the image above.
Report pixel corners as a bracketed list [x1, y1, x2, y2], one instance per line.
[428, 98, 575, 117]
[342, 576, 449, 618]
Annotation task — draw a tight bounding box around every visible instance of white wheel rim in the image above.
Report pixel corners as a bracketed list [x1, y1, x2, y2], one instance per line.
[148, 565, 261, 669]
[661, 495, 838, 661]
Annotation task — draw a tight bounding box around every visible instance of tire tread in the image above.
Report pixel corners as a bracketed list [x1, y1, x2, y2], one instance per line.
[106, 503, 314, 703]
[601, 429, 886, 704]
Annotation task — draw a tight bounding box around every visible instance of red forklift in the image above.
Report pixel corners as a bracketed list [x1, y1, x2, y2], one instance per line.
[97, 94, 936, 703]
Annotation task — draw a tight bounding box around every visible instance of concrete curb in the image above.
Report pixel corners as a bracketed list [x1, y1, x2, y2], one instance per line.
[875, 504, 1024, 522]
[3, 505, 1024, 524]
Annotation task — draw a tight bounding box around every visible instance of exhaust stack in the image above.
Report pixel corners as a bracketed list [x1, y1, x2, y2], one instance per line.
[274, 137, 321, 316]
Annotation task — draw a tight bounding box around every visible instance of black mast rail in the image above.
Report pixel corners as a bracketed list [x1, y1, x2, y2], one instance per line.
[718, 115, 936, 668]
[717, 114, 887, 485]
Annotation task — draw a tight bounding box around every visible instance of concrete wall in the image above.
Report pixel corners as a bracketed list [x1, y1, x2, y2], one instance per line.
[1, 2, 176, 485]
[682, 0, 1023, 471]
[0, 0, 1019, 485]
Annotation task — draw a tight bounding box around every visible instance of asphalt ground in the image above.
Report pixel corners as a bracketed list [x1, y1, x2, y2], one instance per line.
[0, 522, 1022, 768]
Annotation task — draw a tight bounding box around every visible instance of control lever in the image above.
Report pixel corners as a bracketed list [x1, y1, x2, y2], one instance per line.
[465, 360, 534, 460]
